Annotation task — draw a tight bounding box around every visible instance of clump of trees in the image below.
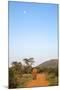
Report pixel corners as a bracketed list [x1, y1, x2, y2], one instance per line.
[23, 58, 34, 73]
[9, 57, 35, 88]
[36, 65, 58, 86]
[9, 62, 23, 88]
[47, 66, 58, 86]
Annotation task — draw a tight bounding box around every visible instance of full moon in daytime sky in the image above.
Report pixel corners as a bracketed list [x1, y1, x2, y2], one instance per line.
[24, 10, 26, 14]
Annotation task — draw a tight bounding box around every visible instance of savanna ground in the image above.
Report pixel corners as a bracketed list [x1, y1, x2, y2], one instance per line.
[14, 73, 49, 88]
[26, 73, 49, 87]
[9, 58, 58, 88]
[15, 72, 58, 88]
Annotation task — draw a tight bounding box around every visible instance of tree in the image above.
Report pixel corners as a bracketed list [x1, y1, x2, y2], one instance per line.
[12, 61, 17, 66]
[28, 58, 35, 66]
[9, 67, 20, 88]
[23, 58, 29, 66]
[9, 61, 23, 88]
[23, 57, 34, 66]
[23, 57, 35, 73]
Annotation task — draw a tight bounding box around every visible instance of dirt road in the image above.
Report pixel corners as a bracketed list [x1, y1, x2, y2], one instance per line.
[26, 73, 49, 87]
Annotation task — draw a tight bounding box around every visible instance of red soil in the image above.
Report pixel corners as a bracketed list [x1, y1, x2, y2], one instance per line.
[26, 73, 49, 87]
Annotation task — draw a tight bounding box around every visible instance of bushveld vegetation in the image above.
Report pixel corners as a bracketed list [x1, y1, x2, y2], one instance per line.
[9, 58, 58, 88]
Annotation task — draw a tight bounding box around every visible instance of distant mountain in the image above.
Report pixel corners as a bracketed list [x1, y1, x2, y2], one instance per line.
[36, 59, 58, 86]
[36, 59, 58, 69]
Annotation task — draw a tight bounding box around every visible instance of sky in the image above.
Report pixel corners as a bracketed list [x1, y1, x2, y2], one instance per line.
[9, 1, 58, 66]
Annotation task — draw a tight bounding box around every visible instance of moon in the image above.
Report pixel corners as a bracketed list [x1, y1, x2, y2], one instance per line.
[24, 10, 26, 14]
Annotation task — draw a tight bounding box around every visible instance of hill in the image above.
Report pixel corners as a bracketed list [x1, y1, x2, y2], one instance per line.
[36, 59, 58, 69]
[36, 59, 58, 86]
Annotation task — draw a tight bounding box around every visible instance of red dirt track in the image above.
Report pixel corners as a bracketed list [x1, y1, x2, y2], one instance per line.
[26, 73, 49, 87]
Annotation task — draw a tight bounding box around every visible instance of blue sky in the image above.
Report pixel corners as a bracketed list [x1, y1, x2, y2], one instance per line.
[9, 2, 58, 66]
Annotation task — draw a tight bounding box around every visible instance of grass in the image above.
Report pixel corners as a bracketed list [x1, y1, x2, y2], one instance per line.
[17, 73, 58, 88]
[46, 73, 58, 86]
[17, 74, 33, 88]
